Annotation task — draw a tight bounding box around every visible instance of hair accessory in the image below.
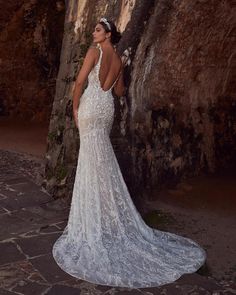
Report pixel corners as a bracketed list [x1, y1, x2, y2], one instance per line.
[100, 17, 111, 31]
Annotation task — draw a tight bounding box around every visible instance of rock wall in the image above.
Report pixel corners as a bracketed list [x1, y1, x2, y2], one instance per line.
[0, 0, 65, 122]
[129, 0, 236, 191]
[45, 0, 236, 206]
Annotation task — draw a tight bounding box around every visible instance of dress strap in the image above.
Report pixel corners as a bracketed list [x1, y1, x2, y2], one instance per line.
[96, 43, 103, 67]
[111, 68, 122, 88]
[96, 43, 119, 90]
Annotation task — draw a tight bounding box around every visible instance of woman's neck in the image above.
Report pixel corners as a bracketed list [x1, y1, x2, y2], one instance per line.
[99, 40, 114, 51]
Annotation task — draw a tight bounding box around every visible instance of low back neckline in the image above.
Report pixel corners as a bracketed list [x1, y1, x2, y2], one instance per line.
[96, 44, 120, 92]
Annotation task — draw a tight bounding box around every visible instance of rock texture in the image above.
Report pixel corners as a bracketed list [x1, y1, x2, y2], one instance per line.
[45, 0, 236, 204]
[129, 0, 236, 191]
[0, 0, 65, 122]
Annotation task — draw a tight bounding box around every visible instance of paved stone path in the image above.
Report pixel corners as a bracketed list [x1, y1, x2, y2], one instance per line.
[0, 150, 235, 294]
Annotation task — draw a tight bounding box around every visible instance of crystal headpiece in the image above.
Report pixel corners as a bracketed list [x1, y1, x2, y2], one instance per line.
[100, 17, 111, 31]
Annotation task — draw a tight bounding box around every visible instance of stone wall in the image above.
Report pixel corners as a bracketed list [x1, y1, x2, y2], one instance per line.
[45, 0, 236, 205]
[0, 0, 65, 122]
[128, 0, 236, 191]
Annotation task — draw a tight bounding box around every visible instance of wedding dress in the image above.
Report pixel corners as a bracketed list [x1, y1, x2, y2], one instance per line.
[52, 44, 206, 288]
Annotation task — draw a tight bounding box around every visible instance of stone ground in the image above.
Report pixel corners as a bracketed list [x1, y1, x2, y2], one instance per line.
[144, 174, 236, 283]
[0, 149, 236, 294]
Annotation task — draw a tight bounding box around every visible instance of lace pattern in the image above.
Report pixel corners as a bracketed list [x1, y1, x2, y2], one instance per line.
[52, 44, 206, 288]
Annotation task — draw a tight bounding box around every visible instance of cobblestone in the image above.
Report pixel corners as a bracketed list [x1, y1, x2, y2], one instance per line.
[0, 150, 235, 294]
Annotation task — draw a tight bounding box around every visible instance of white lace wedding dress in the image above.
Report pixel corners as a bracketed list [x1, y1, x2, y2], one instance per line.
[52, 44, 206, 288]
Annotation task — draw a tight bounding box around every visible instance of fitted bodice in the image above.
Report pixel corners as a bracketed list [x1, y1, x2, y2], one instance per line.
[78, 44, 115, 138]
[86, 44, 119, 96]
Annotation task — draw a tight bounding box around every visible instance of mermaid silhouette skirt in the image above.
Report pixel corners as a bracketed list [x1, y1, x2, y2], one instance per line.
[52, 47, 206, 288]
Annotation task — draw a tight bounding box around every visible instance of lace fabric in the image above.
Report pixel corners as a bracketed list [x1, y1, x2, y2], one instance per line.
[52, 44, 206, 288]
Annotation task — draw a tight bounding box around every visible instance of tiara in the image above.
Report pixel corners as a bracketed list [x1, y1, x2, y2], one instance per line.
[100, 17, 111, 31]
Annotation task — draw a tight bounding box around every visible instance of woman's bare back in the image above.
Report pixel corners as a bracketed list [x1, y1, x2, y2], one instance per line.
[94, 45, 122, 92]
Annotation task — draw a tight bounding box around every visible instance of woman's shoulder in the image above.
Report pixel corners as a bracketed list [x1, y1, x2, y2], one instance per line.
[89, 42, 99, 49]
[114, 50, 122, 68]
[87, 43, 100, 55]
[114, 49, 121, 58]
[83, 44, 100, 65]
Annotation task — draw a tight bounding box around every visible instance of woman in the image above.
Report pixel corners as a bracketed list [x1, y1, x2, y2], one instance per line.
[52, 18, 206, 289]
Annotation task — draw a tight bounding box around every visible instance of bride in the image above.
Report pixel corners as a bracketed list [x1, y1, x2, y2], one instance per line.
[52, 17, 206, 288]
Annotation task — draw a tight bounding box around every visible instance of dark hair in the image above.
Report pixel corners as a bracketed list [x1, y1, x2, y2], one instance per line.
[99, 19, 121, 45]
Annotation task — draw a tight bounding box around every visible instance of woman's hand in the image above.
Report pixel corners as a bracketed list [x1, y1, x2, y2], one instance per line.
[121, 47, 132, 67]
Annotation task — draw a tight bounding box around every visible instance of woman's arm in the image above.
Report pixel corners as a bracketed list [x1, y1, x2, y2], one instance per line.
[73, 46, 97, 128]
[113, 65, 126, 97]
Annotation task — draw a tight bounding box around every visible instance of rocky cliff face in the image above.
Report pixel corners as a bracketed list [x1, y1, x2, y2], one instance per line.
[128, 0, 236, 194]
[45, 0, 236, 205]
[0, 0, 65, 122]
